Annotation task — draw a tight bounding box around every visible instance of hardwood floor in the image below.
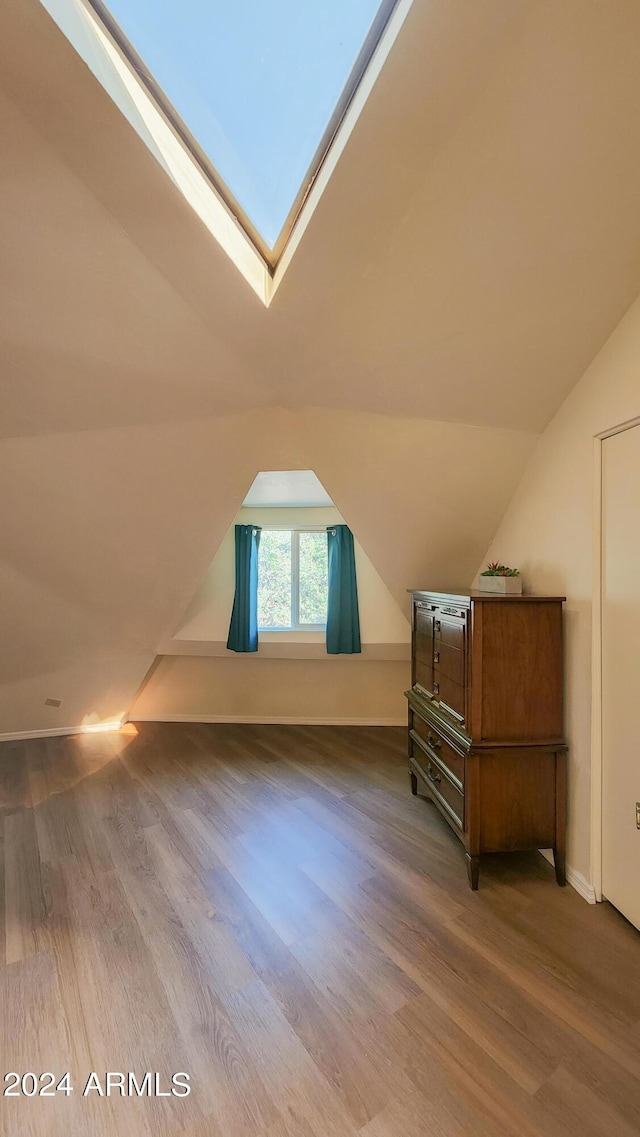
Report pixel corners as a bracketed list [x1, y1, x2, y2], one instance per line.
[1, 722, 639, 1137]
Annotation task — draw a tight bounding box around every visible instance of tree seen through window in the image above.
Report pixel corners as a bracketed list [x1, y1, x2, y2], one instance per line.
[258, 529, 328, 629]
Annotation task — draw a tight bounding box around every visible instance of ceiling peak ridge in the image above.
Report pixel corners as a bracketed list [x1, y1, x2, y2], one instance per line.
[296, 405, 543, 439]
[0, 401, 545, 446]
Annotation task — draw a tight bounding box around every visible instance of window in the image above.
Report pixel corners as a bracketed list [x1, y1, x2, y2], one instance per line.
[86, 0, 400, 260]
[258, 529, 328, 631]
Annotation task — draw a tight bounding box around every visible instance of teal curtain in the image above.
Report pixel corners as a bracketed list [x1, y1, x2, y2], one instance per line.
[326, 525, 361, 654]
[227, 525, 261, 652]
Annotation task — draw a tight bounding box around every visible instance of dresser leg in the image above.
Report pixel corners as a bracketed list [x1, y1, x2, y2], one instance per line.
[553, 844, 566, 886]
[409, 770, 418, 795]
[466, 854, 480, 891]
[554, 748, 567, 886]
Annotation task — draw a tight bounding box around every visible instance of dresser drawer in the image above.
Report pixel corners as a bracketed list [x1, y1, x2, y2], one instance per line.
[411, 713, 465, 788]
[411, 744, 464, 829]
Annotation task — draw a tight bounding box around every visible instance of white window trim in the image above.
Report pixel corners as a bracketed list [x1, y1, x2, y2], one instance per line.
[258, 528, 327, 633]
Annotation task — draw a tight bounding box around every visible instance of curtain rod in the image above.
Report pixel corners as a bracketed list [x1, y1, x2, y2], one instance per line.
[253, 526, 339, 533]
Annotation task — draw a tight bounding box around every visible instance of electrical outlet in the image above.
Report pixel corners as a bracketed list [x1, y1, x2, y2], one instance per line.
[44, 697, 62, 708]
[636, 803, 640, 830]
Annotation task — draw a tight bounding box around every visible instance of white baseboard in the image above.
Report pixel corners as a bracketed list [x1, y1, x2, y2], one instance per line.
[0, 726, 82, 743]
[0, 722, 124, 743]
[128, 713, 406, 727]
[539, 849, 597, 904]
[567, 869, 598, 905]
[0, 715, 405, 742]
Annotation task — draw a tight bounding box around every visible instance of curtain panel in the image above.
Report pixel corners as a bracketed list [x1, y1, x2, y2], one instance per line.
[326, 525, 361, 654]
[227, 525, 261, 652]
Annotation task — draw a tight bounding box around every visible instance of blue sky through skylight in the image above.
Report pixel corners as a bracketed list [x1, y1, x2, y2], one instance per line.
[103, 0, 385, 250]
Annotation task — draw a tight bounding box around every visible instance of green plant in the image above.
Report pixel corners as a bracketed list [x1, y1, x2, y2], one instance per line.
[480, 561, 520, 577]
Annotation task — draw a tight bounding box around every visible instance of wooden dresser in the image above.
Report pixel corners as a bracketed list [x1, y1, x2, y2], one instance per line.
[406, 589, 566, 889]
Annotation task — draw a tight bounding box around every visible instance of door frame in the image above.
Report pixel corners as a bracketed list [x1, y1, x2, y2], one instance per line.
[592, 413, 640, 902]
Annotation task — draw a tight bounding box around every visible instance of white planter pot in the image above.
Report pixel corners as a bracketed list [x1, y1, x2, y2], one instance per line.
[478, 575, 522, 595]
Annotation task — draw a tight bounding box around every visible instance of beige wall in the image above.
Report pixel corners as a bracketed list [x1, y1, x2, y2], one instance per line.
[6, 0, 640, 749]
[130, 655, 409, 725]
[142, 502, 411, 725]
[0, 407, 535, 737]
[171, 505, 410, 647]
[480, 292, 640, 885]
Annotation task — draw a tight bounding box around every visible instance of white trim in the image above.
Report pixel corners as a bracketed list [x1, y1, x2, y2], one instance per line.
[591, 432, 604, 900]
[258, 526, 328, 632]
[48, 0, 269, 302]
[0, 721, 124, 743]
[565, 866, 598, 905]
[258, 627, 326, 633]
[271, 0, 413, 297]
[597, 412, 640, 441]
[127, 713, 405, 727]
[539, 850, 597, 904]
[592, 413, 640, 903]
[569, 870, 598, 905]
[157, 639, 410, 660]
[0, 726, 79, 742]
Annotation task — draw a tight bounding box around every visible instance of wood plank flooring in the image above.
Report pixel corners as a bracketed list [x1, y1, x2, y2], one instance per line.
[1, 722, 639, 1136]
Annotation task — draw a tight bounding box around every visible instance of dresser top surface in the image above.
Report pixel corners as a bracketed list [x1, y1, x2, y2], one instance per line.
[408, 588, 566, 604]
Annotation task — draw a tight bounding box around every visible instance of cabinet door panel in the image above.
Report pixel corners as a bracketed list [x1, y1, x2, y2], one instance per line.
[415, 656, 434, 697]
[434, 674, 466, 724]
[434, 642, 465, 685]
[414, 605, 434, 694]
[415, 607, 435, 661]
[435, 616, 465, 650]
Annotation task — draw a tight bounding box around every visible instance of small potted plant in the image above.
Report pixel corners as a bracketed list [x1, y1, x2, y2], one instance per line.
[478, 562, 522, 595]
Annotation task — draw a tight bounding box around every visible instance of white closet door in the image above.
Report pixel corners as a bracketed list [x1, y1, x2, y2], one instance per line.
[602, 424, 640, 930]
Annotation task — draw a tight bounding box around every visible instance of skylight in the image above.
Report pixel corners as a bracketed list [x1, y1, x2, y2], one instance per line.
[88, 0, 399, 259]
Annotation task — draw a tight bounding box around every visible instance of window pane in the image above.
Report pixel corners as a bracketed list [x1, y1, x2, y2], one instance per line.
[258, 531, 292, 628]
[299, 532, 328, 625]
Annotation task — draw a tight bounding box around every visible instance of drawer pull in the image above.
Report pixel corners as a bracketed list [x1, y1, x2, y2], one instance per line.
[434, 620, 441, 632]
[427, 733, 441, 750]
[433, 651, 440, 663]
[433, 681, 440, 695]
[427, 763, 441, 784]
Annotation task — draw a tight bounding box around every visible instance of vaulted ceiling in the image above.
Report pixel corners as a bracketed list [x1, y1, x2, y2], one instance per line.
[4, 0, 640, 439]
[2, 0, 640, 732]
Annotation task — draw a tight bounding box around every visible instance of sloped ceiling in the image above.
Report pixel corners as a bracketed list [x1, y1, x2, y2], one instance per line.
[4, 0, 640, 437]
[1, 0, 640, 731]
